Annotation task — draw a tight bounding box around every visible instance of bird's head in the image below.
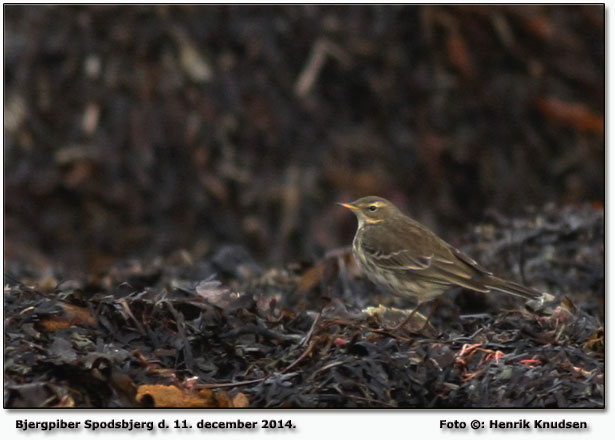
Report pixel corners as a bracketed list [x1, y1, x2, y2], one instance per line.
[337, 196, 400, 226]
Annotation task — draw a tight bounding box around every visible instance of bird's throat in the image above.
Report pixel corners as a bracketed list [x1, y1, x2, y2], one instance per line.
[358, 217, 383, 227]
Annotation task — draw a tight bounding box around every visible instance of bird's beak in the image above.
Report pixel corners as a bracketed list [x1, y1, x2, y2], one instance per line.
[337, 202, 359, 211]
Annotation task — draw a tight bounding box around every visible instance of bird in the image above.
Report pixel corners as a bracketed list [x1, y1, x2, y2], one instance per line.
[338, 196, 546, 328]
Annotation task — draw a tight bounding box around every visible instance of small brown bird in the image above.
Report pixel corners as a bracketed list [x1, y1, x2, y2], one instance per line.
[339, 196, 545, 324]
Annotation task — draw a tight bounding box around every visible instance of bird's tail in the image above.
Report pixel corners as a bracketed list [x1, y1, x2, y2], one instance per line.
[485, 276, 545, 301]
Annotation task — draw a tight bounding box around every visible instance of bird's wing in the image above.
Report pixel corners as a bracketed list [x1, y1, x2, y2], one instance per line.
[359, 219, 446, 271]
[419, 248, 492, 292]
[450, 246, 493, 276]
[361, 242, 433, 270]
[360, 219, 494, 292]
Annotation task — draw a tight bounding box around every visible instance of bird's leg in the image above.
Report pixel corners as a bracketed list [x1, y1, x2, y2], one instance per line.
[418, 297, 441, 331]
[387, 302, 423, 331]
[386, 297, 441, 332]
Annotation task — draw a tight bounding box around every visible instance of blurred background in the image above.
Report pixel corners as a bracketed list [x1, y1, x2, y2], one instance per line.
[3, 5, 604, 276]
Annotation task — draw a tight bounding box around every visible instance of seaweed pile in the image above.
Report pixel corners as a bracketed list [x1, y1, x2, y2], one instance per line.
[4, 5, 604, 275]
[4, 203, 604, 408]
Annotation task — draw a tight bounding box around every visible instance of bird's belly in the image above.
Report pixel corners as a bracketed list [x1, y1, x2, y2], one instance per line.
[370, 270, 445, 301]
[352, 241, 446, 302]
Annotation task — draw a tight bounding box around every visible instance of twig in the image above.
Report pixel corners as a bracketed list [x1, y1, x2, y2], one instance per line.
[117, 297, 146, 336]
[300, 312, 321, 346]
[308, 360, 348, 382]
[197, 337, 318, 390]
[219, 325, 302, 342]
[282, 339, 317, 373]
[198, 377, 269, 389]
[294, 38, 351, 98]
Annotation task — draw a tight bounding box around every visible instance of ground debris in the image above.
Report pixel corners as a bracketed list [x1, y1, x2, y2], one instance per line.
[4, 204, 603, 408]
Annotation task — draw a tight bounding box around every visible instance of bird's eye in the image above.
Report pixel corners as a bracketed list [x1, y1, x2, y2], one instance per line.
[369, 205, 378, 212]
